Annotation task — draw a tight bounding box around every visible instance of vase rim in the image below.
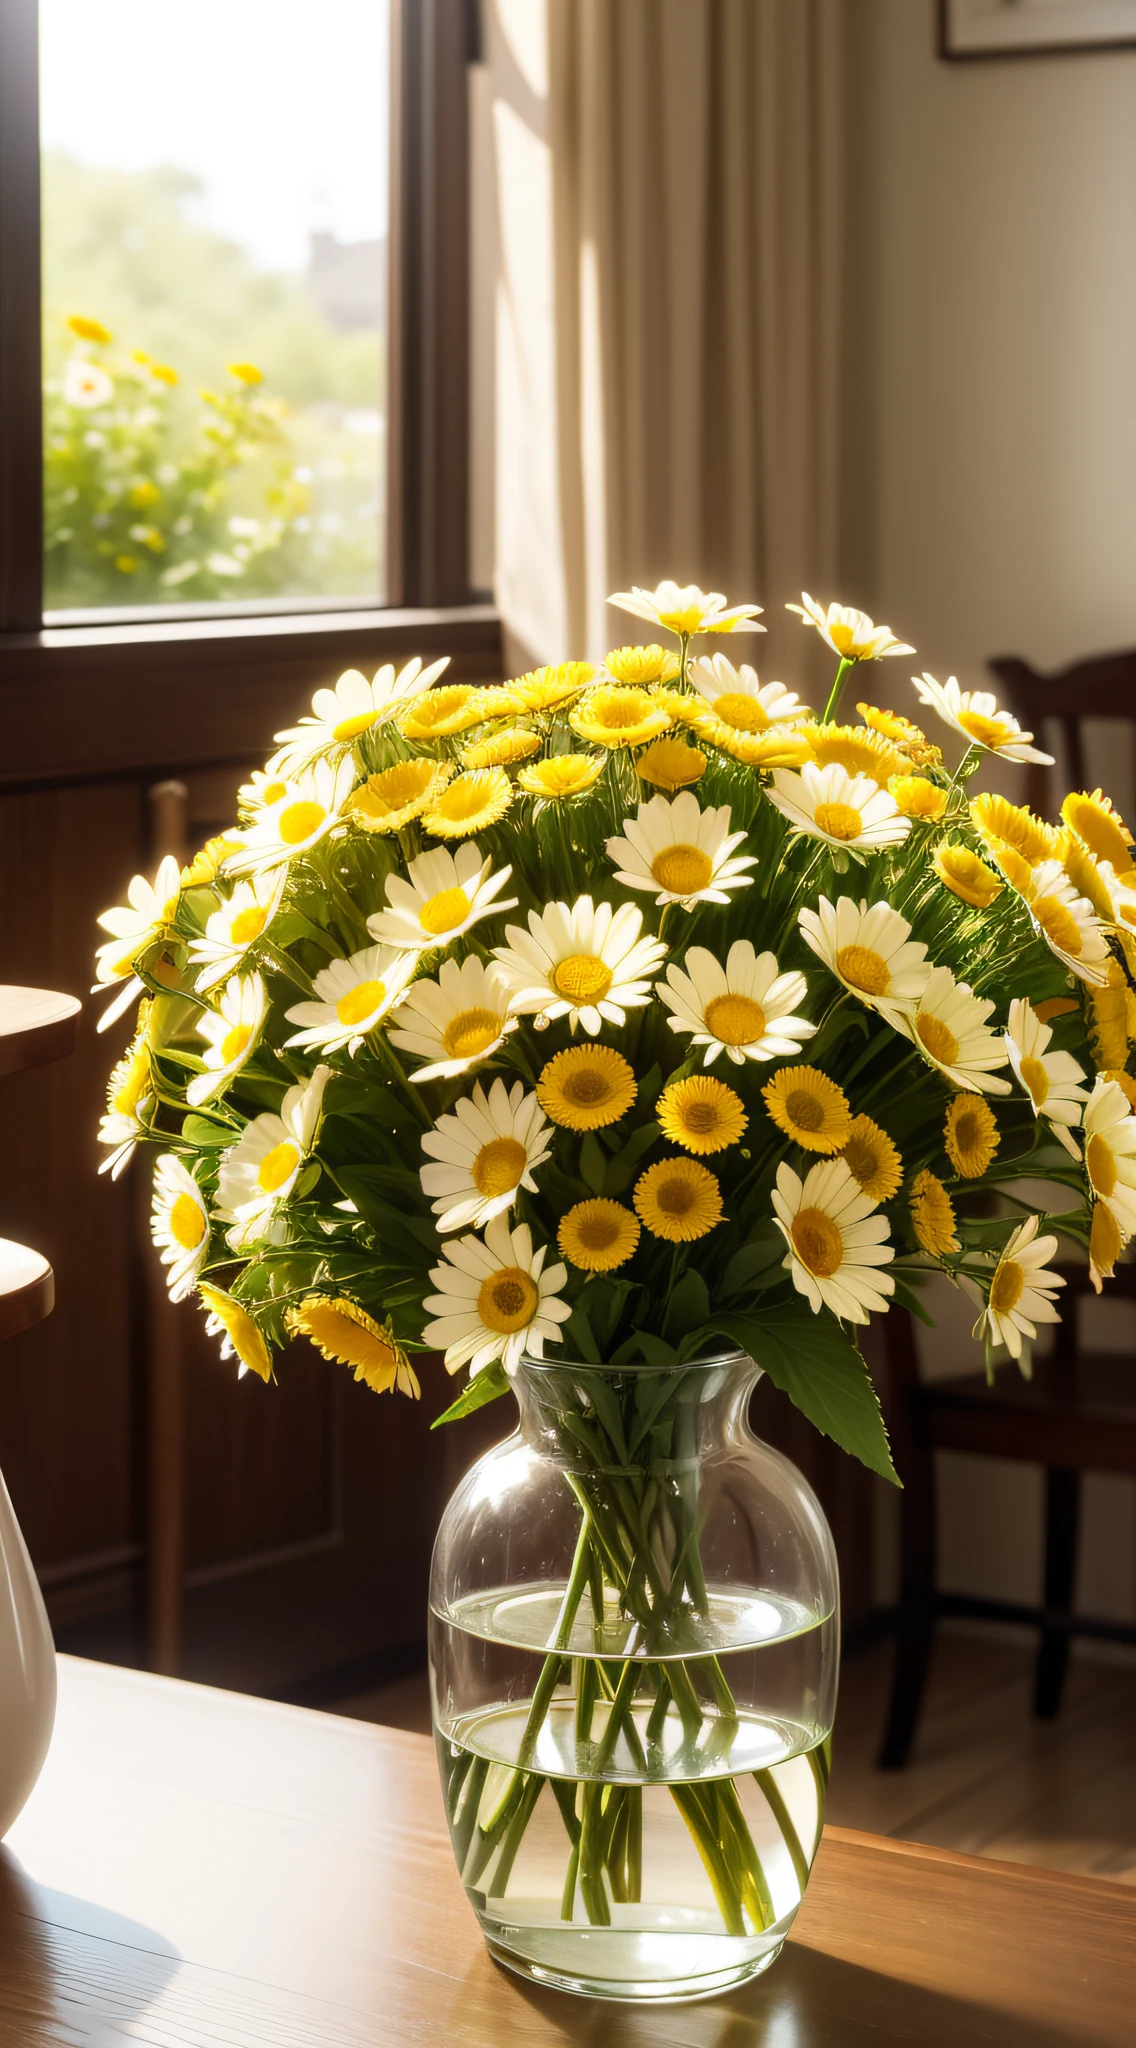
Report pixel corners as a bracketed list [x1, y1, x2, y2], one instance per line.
[517, 1344, 752, 1376]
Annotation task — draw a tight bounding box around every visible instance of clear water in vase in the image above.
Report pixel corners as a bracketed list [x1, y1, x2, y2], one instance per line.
[431, 1583, 832, 2001]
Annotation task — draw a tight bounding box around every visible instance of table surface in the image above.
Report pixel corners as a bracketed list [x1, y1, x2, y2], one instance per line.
[1, 1658, 1132, 2047]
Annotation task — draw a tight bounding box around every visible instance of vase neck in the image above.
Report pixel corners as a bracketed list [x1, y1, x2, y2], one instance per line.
[511, 1351, 760, 1467]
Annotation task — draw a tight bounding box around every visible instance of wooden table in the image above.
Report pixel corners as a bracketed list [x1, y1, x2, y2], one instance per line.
[1, 1659, 1131, 2046]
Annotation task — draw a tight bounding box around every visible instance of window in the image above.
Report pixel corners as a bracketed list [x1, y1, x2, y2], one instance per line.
[39, 0, 390, 617]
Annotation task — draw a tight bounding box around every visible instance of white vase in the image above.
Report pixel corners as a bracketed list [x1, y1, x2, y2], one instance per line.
[0, 1460, 56, 1837]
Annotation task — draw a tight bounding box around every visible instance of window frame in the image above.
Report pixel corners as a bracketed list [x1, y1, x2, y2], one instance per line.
[0, 0, 492, 780]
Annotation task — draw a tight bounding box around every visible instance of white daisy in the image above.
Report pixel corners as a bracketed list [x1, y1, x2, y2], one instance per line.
[420, 1078, 552, 1233]
[976, 1215, 1064, 1361]
[92, 853, 182, 1031]
[151, 1154, 211, 1301]
[786, 595, 913, 662]
[771, 1158, 895, 1324]
[912, 674, 1054, 766]
[689, 655, 809, 732]
[237, 763, 292, 817]
[1021, 858, 1111, 988]
[608, 580, 764, 638]
[226, 758, 356, 876]
[1083, 1075, 1136, 1238]
[657, 942, 815, 1066]
[1005, 998, 1088, 1160]
[766, 762, 910, 854]
[606, 792, 757, 908]
[271, 656, 450, 772]
[216, 1066, 331, 1234]
[390, 955, 518, 1082]
[98, 1018, 153, 1177]
[892, 965, 1011, 1096]
[493, 897, 667, 1036]
[187, 973, 267, 1107]
[284, 945, 417, 1055]
[188, 873, 286, 992]
[63, 356, 113, 409]
[366, 841, 517, 954]
[423, 1212, 570, 1376]
[798, 895, 931, 1016]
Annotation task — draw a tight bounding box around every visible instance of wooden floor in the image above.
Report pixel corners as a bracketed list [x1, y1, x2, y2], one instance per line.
[333, 1625, 1136, 1886]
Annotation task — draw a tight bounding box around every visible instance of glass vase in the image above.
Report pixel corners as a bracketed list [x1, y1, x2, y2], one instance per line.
[428, 1349, 839, 2003]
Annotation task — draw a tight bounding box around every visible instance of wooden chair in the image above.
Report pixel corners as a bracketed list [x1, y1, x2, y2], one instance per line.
[879, 646, 1136, 1769]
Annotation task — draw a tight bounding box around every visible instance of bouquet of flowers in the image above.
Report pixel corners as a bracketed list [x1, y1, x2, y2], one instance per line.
[96, 580, 1136, 1480]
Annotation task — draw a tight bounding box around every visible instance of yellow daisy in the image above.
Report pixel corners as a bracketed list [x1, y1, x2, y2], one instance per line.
[971, 792, 1060, 865]
[183, 834, 244, 886]
[558, 1200, 640, 1271]
[657, 1076, 748, 1155]
[1090, 1195, 1123, 1293]
[944, 1094, 999, 1178]
[1087, 964, 1132, 1071]
[603, 644, 681, 686]
[909, 1169, 960, 1256]
[536, 1044, 637, 1130]
[857, 702, 932, 753]
[700, 722, 812, 769]
[349, 758, 452, 833]
[933, 842, 1004, 909]
[635, 738, 707, 791]
[460, 685, 526, 722]
[287, 1296, 419, 1397]
[1060, 834, 1114, 923]
[199, 1282, 272, 1382]
[763, 1066, 852, 1154]
[422, 767, 513, 838]
[888, 775, 948, 821]
[1061, 789, 1133, 871]
[1105, 1068, 1136, 1109]
[518, 754, 606, 799]
[461, 727, 541, 770]
[68, 313, 112, 343]
[397, 683, 479, 739]
[569, 685, 671, 750]
[839, 1115, 902, 1202]
[510, 662, 596, 711]
[634, 1158, 723, 1242]
[801, 723, 907, 787]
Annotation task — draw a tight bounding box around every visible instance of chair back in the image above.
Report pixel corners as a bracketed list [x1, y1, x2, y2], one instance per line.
[988, 648, 1136, 818]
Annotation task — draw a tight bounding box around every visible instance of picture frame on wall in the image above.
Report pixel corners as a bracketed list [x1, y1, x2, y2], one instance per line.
[940, 0, 1136, 58]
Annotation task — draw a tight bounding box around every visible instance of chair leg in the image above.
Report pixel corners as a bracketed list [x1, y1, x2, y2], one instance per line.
[1034, 1467, 1080, 1720]
[878, 1448, 938, 1771]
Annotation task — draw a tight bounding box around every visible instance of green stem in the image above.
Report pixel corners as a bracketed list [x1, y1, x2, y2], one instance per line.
[821, 656, 854, 725]
[755, 1767, 810, 1895]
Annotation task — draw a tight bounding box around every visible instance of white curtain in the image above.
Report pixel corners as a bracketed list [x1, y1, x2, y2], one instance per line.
[487, 0, 849, 669]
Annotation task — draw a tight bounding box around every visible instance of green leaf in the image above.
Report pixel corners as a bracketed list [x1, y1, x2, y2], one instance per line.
[431, 1361, 512, 1429]
[634, 1328, 681, 1369]
[564, 1301, 602, 1363]
[888, 1274, 936, 1328]
[707, 1306, 899, 1485]
[721, 1227, 784, 1298]
[664, 1268, 710, 1342]
[181, 1114, 234, 1149]
[579, 1133, 607, 1194]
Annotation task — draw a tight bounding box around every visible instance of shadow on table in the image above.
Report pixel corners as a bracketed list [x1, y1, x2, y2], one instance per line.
[485, 1942, 1088, 2047]
[0, 1849, 180, 2037]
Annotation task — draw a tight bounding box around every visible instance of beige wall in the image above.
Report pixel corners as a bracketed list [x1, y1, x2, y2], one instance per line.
[855, 1, 1136, 1631]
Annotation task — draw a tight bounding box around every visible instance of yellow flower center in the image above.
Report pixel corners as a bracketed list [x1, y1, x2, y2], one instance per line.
[337, 980, 386, 1027]
[654, 1172, 699, 1218]
[1019, 1055, 1050, 1108]
[916, 1013, 960, 1067]
[478, 1265, 538, 1334]
[576, 1210, 621, 1252]
[958, 709, 1013, 749]
[596, 694, 651, 730]
[332, 710, 379, 741]
[704, 993, 765, 1045]
[257, 1140, 300, 1193]
[842, 1134, 880, 1186]
[562, 1068, 609, 1107]
[953, 1108, 983, 1154]
[259, 780, 288, 806]
[713, 693, 768, 732]
[472, 1136, 528, 1199]
[785, 1089, 825, 1133]
[814, 801, 863, 842]
[651, 844, 714, 896]
[554, 954, 613, 1005]
[990, 1258, 1025, 1315]
[419, 885, 472, 937]
[680, 1099, 719, 1136]
[1033, 895, 1083, 956]
[113, 1059, 148, 1116]
[1091, 1200, 1122, 1275]
[220, 1023, 253, 1065]
[442, 1007, 503, 1060]
[836, 944, 890, 996]
[229, 906, 268, 947]
[790, 1207, 843, 1278]
[169, 1192, 206, 1250]
[278, 800, 326, 845]
[1086, 1132, 1117, 1198]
